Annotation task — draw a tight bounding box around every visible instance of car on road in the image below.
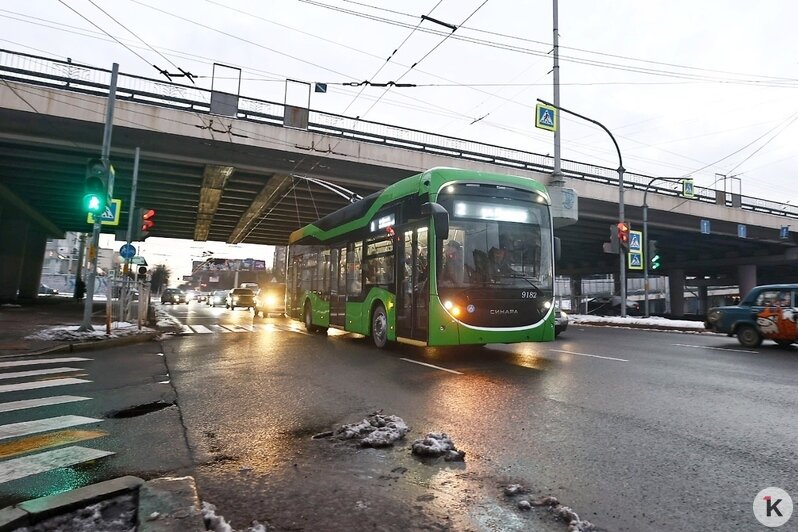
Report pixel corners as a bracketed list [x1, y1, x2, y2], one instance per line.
[161, 288, 188, 305]
[585, 296, 640, 316]
[38, 284, 59, 295]
[705, 284, 798, 348]
[253, 282, 286, 318]
[207, 290, 227, 307]
[554, 307, 568, 337]
[226, 288, 256, 311]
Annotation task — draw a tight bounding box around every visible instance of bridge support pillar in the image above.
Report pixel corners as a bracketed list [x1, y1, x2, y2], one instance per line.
[570, 275, 583, 314]
[0, 216, 30, 302]
[668, 269, 685, 317]
[18, 229, 47, 299]
[698, 285, 709, 315]
[737, 264, 757, 298]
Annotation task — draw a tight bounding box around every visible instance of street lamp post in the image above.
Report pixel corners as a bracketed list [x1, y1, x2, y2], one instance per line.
[537, 99, 627, 317]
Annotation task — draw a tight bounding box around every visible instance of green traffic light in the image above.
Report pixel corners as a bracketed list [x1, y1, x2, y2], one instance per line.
[84, 193, 103, 214]
[651, 254, 661, 270]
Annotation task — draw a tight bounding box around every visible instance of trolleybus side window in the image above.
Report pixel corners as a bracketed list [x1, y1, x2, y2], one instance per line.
[347, 242, 363, 296]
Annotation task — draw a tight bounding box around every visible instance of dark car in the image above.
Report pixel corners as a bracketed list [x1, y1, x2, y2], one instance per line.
[161, 288, 188, 305]
[207, 290, 227, 307]
[585, 296, 640, 316]
[554, 307, 568, 337]
[705, 284, 798, 348]
[226, 288, 256, 310]
[38, 284, 59, 295]
[253, 282, 286, 318]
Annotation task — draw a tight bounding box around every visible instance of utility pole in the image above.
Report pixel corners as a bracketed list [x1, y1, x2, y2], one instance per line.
[79, 63, 118, 331]
[551, 0, 563, 185]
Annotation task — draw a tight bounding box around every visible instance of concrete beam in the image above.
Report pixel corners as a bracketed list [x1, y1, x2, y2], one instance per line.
[228, 174, 293, 244]
[194, 165, 233, 241]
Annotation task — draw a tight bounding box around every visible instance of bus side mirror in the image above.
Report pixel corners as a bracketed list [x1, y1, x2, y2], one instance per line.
[420, 202, 449, 240]
[554, 236, 561, 262]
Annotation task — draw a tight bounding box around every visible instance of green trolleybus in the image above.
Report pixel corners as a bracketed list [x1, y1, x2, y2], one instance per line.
[287, 167, 558, 348]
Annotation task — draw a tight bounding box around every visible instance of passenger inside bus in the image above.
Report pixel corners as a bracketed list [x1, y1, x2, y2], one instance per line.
[440, 240, 464, 285]
[488, 235, 515, 278]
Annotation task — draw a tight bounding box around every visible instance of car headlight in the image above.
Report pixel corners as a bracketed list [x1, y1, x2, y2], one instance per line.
[560, 310, 567, 319]
[707, 309, 721, 323]
[265, 295, 277, 306]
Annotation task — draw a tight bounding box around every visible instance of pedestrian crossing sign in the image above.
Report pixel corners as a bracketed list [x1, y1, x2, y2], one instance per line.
[628, 251, 643, 270]
[535, 103, 558, 132]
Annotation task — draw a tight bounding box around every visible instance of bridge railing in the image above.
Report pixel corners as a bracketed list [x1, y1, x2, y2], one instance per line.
[1, 48, 795, 220]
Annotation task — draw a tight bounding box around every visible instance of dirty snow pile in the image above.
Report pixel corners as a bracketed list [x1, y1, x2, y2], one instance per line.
[202, 501, 266, 532]
[16, 493, 136, 532]
[503, 484, 595, 531]
[153, 306, 183, 330]
[569, 314, 706, 330]
[25, 321, 153, 341]
[334, 413, 410, 447]
[411, 432, 466, 462]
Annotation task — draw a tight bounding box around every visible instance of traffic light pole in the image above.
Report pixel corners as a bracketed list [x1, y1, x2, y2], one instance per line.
[79, 63, 119, 332]
[537, 99, 626, 316]
[642, 176, 687, 317]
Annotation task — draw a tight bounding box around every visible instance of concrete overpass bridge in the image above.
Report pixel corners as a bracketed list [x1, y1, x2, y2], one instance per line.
[1, 49, 796, 308]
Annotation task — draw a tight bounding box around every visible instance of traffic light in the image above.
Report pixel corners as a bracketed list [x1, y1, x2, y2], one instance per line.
[609, 224, 620, 253]
[649, 240, 661, 270]
[616, 222, 630, 250]
[134, 208, 156, 240]
[83, 158, 109, 215]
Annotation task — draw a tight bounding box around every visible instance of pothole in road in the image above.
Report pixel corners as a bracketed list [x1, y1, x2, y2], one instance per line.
[105, 400, 175, 418]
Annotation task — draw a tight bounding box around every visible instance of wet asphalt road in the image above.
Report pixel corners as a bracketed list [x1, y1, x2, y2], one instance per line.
[161, 304, 798, 531]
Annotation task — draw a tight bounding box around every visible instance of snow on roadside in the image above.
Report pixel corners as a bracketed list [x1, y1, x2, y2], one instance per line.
[24, 321, 154, 341]
[202, 501, 266, 532]
[334, 413, 409, 447]
[153, 305, 182, 330]
[411, 432, 466, 462]
[568, 314, 706, 329]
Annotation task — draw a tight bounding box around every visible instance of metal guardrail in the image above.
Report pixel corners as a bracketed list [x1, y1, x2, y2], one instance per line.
[1, 48, 795, 220]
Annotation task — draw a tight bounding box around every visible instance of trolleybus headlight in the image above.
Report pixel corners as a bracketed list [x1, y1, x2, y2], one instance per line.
[543, 300, 552, 309]
[444, 300, 454, 310]
[451, 306, 461, 317]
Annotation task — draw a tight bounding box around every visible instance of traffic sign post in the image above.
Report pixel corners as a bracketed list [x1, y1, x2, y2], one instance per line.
[681, 178, 695, 198]
[119, 243, 136, 259]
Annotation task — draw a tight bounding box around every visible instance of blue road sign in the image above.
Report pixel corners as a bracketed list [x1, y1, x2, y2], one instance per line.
[737, 224, 747, 239]
[629, 230, 642, 251]
[628, 251, 643, 270]
[119, 243, 136, 259]
[700, 219, 711, 234]
[780, 226, 790, 239]
[535, 103, 557, 132]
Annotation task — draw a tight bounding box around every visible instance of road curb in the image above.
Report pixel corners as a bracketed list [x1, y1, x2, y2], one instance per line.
[0, 476, 144, 531]
[137, 476, 206, 532]
[0, 331, 161, 360]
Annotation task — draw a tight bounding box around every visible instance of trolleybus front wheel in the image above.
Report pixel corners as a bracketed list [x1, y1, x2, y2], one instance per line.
[372, 303, 388, 349]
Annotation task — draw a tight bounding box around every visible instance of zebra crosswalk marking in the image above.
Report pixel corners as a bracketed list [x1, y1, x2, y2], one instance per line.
[189, 324, 213, 334]
[0, 429, 107, 460]
[0, 378, 91, 394]
[0, 446, 114, 484]
[0, 357, 91, 369]
[0, 415, 103, 442]
[0, 395, 91, 414]
[0, 367, 83, 381]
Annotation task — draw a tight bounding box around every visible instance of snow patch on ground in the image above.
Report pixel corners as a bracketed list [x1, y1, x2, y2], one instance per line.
[153, 306, 183, 330]
[202, 501, 266, 532]
[411, 432, 466, 461]
[24, 321, 154, 341]
[569, 314, 706, 329]
[504, 484, 596, 531]
[334, 413, 409, 447]
[16, 493, 136, 532]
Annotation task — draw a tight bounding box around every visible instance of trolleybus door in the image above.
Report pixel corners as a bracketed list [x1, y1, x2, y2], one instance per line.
[329, 246, 347, 327]
[396, 226, 429, 341]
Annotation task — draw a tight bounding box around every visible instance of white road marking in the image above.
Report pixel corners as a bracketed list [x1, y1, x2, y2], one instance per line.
[0, 446, 114, 484]
[215, 325, 234, 333]
[180, 325, 193, 335]
[0, 378, 91, 394]
[672, 343, 758, 354]
[399, 358, 463, 375]
[189, 325, 213, 334]
[0, 357, 91, 369]
[0, 415, 102, 441]
[550, 349, 628, 362]
[0, 367, 82, 381]
[0, 395, 91, 414]
[231, 325, 254, 332]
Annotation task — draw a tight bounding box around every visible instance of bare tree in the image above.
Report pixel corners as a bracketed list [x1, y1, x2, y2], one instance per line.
[150, 264, 171, 294]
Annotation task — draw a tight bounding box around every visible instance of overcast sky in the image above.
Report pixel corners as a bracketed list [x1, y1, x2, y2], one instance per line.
[5, 1, 798, 278]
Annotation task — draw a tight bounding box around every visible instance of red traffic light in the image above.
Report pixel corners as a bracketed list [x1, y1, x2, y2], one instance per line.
[616, 222, 630, 246]
[141, 208, 156, 231]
